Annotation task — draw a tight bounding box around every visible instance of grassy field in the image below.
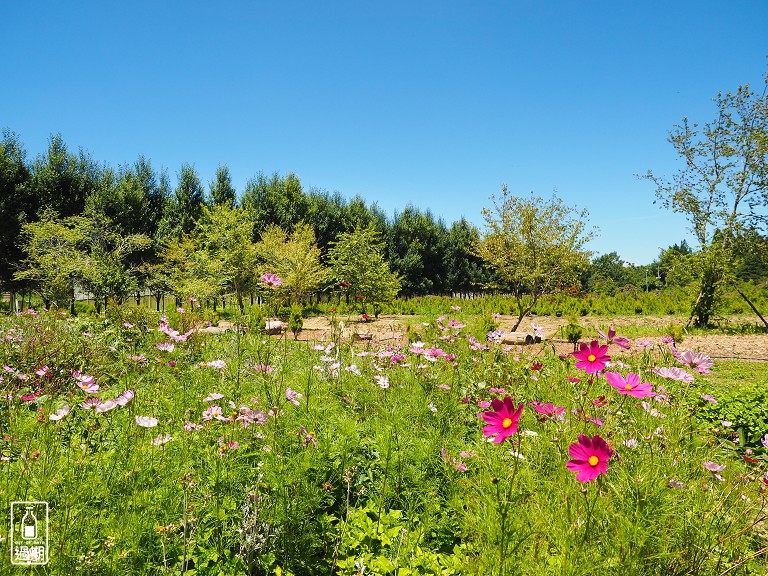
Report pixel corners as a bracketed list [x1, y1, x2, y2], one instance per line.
[1, 304, 767, 575]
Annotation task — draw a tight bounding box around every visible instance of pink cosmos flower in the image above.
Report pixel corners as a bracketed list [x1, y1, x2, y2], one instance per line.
[135, 416, 159, 428]
[566, 434, 614, 482]
[480, 396, 524, 443]
[596, 327, 631, 349]
[80, 397, 102, 410]
[572, 341, 610, 374]
[95, 400, 118, 413]
[204, 392, 225, 402]
[184, 421, 204, 431]
[254, 364, 273, 373]
[652, 367, 694, 383]
[641, 401, 666, 418]
[677, 350, 713, 374]
[451, 305, 461, 311]
[605, 372, 656, 398]
[35, 366, 50, 377]
[285, 387, 303, 406]
[426, 348, 446, 361]
[115, 389, 135, 406]
[204, 360, 227, 370]
[529, 401, 566, 420]
[49, 405, 70, 421]
[440, 448, 468, 472]
[761, 434, 768, 449]
[703, 461, 725, 473]
[202, 405, 224, 421]
[701, 394, 717, 404]
[156, 342, 175, 353]
[261, 273, 283, 287]
[72, 370, 99, 394]
[151, 433, 172, 446]
[374, 375, 390, 389]
[299, 425, 317, 448]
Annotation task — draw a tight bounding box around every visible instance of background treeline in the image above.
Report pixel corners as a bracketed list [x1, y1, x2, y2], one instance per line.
[2, 129, 767, 314]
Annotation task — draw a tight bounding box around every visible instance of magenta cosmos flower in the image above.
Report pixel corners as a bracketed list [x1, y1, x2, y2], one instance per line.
[605, 372, 656, 399]
[572, 341, 610, 374]
[566, 434, 614, 482]
[260, 273, 283, 287]
[596, 327, 631, 349]
[480, 396, 524, 443]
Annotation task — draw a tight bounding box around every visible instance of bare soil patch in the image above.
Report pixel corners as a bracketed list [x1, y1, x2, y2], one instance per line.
[293, 314, 768, 360]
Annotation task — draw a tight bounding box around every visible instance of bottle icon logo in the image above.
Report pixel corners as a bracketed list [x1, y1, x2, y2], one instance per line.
[21, 507, 37, 540]
[10, 501, 49, 565]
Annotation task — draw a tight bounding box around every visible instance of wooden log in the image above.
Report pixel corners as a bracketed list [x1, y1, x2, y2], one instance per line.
[265, 321, 284, 335]
[353, 332, 373, 341]
[501, 332, 536, 345]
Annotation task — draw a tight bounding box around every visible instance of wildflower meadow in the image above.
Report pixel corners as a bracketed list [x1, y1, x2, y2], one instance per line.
[1, 301, 767, 575]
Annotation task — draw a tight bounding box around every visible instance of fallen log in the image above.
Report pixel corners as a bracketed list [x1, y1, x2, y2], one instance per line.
[501, 332, 541, 345]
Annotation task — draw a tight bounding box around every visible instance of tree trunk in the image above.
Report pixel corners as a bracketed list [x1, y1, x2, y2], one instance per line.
[155, 294, 161, 312]
[732, 281, 768, 328]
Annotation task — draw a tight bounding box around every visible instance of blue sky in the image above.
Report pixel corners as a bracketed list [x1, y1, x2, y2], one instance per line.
[3, 1, 767, 264]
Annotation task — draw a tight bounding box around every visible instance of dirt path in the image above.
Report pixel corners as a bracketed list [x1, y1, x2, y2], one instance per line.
[294, 314, 768, 360]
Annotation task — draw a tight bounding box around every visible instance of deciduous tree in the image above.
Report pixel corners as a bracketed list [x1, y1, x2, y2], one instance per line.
[475, 187, 593, 330]
[644, 75, 768, 326]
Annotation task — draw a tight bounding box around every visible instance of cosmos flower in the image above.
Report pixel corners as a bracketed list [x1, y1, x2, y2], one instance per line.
[677, 350, 713, 374]
[261, 273, 283, 287]
[285, 387, 303, 406]
[596, 327, 630, 349]
[480, 396, 524, 443]
[566, 435, 613, 482]
[572, 341, 610, 374]
[135, 416, 159, 428]
[605, 372, 656, 398]
[652, 367, 694, 383]
[49, 405, 70, 421]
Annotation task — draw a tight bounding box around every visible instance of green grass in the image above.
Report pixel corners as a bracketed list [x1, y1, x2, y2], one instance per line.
[0, 306, 767, 575]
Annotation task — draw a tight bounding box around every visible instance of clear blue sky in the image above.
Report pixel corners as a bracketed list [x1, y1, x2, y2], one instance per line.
[3, 1, 767, 265]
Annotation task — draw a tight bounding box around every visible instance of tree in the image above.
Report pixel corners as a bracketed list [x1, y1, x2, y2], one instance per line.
[475, 187, 594, 330]
[585, 252, 631, 294]
[209, 164, 237, 207]
[0, 129, 33, 308]
[194, 204, 257, 313]
[327, 225, 401, 316]
[14, 210, 86, 309]
[29, 133, 100, 218]
[242, 171, 308, 235]
[644, 76, 768, 326]
[386, 206, 449, 296]
[78, 212, 151, 312]
[254, 223, 327, 306]
[443, 218, 495, 294]
[157, 163, 205, 240]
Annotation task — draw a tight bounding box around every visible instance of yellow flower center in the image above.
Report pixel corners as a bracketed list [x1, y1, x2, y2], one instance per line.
[588, 455, 599, 467]
[624, 384, 633, 390]
[502, 417, 513, 429]
[587, 354, 596, 362]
